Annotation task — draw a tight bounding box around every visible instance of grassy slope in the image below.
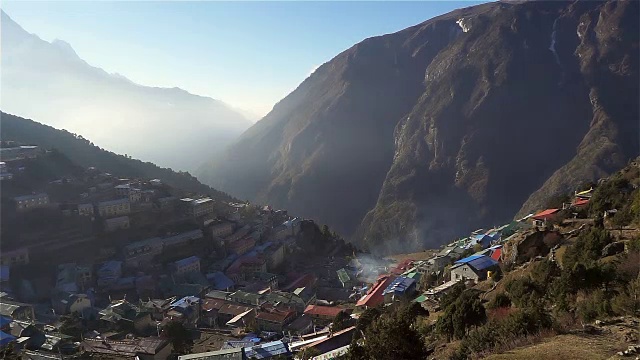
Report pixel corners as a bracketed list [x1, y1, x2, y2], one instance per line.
[485, 333, 627, 360]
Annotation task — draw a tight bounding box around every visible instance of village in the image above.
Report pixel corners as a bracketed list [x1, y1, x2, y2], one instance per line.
[0, 143, 637, 360]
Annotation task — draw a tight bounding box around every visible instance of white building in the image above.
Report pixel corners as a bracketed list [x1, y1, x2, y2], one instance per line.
[1, 247, 30, 266]
[115, 184, 142, 203]
[97, 198, 130, 218]
[78, 203, 94, 217]
[180, 197, 214, 218]
[14, 193, 49, 212]
[115, 184, 130, 197]
[104, 216, 130, 232]
[53, 293, 92, 316]
[124, 230, 204, 268]
[0, 145, 39, 161]
[0, 161, 12, 180]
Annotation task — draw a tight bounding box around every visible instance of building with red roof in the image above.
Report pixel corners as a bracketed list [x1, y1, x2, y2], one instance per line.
[572, 198, 589, 208]
[356, 275, 395, 309]
[283, 274, 317, 292]
[301, 326, 356, 354]
[303, 305, 345, 324]
[255, 304, 297, 332]
[490, 246, 502, 262]
[201, 298, 227, 327]
[531, 209, 560, 226]
[227, 237, 256, 256]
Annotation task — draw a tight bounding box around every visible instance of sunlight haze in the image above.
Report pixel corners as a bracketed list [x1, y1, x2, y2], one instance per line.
[1, 0, 481, 117]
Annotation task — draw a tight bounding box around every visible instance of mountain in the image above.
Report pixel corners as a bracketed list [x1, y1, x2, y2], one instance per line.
[0, 111, 235, 202]
[0, 11, 251, 172]
[200, 0, 638, 254]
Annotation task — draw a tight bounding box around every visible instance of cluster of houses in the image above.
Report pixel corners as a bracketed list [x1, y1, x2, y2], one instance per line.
[0, 143, 600, 359]
[1, 151, 362, 359]
[347, 187, 595, 312]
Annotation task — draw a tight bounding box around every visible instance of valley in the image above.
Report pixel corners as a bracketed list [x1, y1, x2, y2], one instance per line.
[1, 1, 639, 359]
[0, 112, 638, 360]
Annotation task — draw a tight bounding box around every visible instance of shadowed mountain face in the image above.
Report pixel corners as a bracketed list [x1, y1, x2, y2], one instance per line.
[201, 0, 639, 254]
[1, 11, 251, 172]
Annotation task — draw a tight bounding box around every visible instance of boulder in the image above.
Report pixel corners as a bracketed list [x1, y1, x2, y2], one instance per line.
[602, 241, 626, 257]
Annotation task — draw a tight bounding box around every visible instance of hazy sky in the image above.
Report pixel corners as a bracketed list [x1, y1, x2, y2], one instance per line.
[2, 1, 483, 118]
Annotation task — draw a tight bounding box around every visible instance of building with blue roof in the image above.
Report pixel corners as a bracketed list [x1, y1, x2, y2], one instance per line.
[168, 296, 201, 326]
[0, 330, 16, 347]
[173, 256, 201, 275]
[382, 276, 417, 303]
[455, 254, 484, 264]
[486, 231, 501, 242]
[0, 316, 11, 332]
[465, 234, 492, 250]
[244, 340, 290, 359]
[451, 255, 499, 283]
[207, 271, 235, 291]
[0, 265, 9, 283]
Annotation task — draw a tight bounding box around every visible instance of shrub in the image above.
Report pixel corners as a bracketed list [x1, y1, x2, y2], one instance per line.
[348, 303, 429, 360]
[589, 176, 632, 217]
[629, 236, 640, 253]
[576, 290, 612, 322]
[487, 292, 512, 309]
[436, 289, 486, 341]
[529, 260, 560, 293]
[505, 277, 541, 309]
[562, 227, 612, 269]
[611, 274, 640, 316]
[459, 306, 553, 357]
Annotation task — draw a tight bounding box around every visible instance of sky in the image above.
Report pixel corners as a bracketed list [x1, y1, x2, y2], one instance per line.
[1, 0, 484, 118]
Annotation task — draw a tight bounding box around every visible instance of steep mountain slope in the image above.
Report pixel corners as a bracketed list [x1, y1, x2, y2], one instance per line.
[201, 0, 639, 254]
[0, 11, 250, 172]
[1, 112, 235, 202]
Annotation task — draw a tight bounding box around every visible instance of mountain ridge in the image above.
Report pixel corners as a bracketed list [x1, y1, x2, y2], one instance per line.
[0, 111, 235, 202]
[1, 10, 251, 172]
[165, 1, 639, 254]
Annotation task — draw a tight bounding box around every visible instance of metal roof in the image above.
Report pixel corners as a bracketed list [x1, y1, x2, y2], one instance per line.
[174, 256, 200, 268]
[382, 276, 416, 296]
[455, 254, 484, 264]
[14, 193, 48, 201]
[207, 272, 235, 291]
[244, 340, 290, 359]
[533, 208, 560, 219]
[461, 255, 499, 271]
[0, 266, 9, 282]
[0, 330, 16, 346]
[170, 296, 200, 309]
[413, 294, 427, 303]
[178, 347, 244, 360]
[337, 268, 350, 283]
[192, 198, 213, 205]
[98, 198, 129, 207]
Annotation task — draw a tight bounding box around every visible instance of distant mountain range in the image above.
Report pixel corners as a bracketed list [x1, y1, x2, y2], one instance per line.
[0, 11, 251, 172]
[200, 0, 639, 254]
